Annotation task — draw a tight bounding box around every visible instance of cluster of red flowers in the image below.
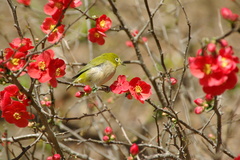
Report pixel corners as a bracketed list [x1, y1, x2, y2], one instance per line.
[1, 38, 34, 74]
[189, 39, 239, 96]
[0, 85, 34, 127]
[110, 75, 152, 104]
[41, 0, 82, 43]
[193, 94, 213, 114]
[102, 126, 116, 142]
[27, 49, 66, 87]
[220, 7, 239, 22]
[126, 30, 148, 47]
[88, 15, 112, 45]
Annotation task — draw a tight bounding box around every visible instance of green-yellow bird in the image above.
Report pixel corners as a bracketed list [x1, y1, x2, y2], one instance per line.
[67, 53, 122, 89]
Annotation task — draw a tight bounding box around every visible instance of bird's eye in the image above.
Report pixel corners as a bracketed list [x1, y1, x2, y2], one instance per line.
[115, 58, 119, 62]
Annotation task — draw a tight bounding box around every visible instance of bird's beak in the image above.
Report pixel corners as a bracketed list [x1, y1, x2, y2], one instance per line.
[121, 60, 126, 66]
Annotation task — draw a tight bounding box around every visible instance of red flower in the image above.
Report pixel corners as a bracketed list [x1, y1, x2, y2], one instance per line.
[96, 14, 112, 32]
[4, 48, 27, 72]
[130, 143, 139, 156]
[110, 75, 130, 94]
[27, 50, 54, 83]
[202, 71, 238, 95]
[49, 58, 66, 87]
[9, 37, 34, 52]
[1, 101, 34, 127]
[0, 84, 30, 110]
[189, 39, 239, 96]
[40, 17, 65, 44]
[88, 28, 106, 45]
[220, 8, 239, 22]
[17, 0, 31, 6]
[129, 77, 152, 104]
[44, 0, 82, 20]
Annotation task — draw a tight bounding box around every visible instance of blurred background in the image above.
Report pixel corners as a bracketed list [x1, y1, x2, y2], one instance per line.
[0, 0, 240, 159]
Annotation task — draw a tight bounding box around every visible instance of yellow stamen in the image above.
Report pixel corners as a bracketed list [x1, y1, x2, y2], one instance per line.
[203, 64, 211, 75]
[13, 112, 21, 120]
[221, 58, 228, 68]
[135, 85, 142, 94]
[38, 61, 46, 70]
[94, 32, 100, 38]
[11, 58, 20, 65]
[100, 20, 106, 28]
[56, 68, 61, 76]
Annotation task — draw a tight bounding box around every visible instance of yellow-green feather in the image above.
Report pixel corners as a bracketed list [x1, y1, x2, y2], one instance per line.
[69, 53, 122, 88]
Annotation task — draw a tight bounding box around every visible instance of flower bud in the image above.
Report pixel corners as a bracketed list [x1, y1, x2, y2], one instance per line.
[130, 143, 139, 156]
[103, 135, 109, 142]
[110, 134, 116, 140]
[75, 91, 85, 98]
[207, 43, 216, 53]
[194, 106, 204, 114]
[104, 126, 113, 135]
[205, 94, 213, 101]
[194, 98, 204, 106]
[170, 77, 177, 85]
[219, 39, 228, 47]
[84, 85, 92, 93]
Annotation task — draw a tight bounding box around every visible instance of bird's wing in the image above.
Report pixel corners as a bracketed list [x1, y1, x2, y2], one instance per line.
[72, 62, 104, 79]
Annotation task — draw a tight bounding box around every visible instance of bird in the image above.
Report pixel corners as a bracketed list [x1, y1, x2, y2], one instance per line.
[67, 53, 122, 90]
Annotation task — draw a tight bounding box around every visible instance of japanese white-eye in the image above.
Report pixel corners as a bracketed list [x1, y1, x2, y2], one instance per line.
[67, 53, 122, 89]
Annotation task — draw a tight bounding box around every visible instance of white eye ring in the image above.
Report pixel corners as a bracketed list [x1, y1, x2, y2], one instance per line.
[115, 58, 119, 62]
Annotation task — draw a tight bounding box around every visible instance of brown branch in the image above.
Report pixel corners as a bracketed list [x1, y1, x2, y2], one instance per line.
[9, 74, 64, 158]
[6, 0, 23, 38]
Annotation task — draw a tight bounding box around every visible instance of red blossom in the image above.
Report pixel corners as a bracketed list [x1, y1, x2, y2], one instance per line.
[1, 101, 34, 127]
[17, 0, 31, 6]
[27, 50, 54, 83]
[44, 0, 82, 20]
[202, 71, 238, 95]
[49, 58, 66, 87]
[88, 28, 106, 45]
[4, 48, 27, 72]
[129, 77, 152, 104]
[220, 7, 239, 22]
[96, 14, 112, 32]
[130, 143, 139, 156]
[189, 39, 239, 96]
[9, 37, 34, 52]
[40, 17, 65, 44]
[0, 84, 30, 110]
[110, 75, 130, 94]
